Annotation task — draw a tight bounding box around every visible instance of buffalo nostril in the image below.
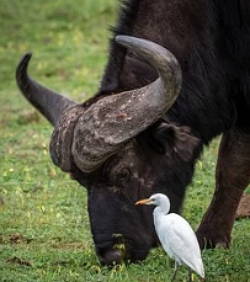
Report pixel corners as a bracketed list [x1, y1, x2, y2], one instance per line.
[100, 249, 123, 266]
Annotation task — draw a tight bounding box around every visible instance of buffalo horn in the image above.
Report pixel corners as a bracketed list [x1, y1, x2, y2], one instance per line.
[72, 36, 182, 172]
[16, 53, 76, 126]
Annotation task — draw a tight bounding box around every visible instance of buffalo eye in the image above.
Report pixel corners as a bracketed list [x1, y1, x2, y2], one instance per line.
[115, 168, 131, 185]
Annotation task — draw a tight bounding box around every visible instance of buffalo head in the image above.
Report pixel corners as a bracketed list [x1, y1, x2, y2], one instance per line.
[16, 36, 199, 265]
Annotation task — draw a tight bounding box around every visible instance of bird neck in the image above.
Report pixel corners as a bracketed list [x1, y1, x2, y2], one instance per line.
[154, 203, 170, 215]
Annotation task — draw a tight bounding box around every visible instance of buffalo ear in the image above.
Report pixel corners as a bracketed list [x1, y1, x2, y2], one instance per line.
[152, 122, 200, 161]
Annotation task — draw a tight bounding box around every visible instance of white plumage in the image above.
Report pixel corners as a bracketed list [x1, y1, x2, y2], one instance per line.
[136, 193, 205, 280]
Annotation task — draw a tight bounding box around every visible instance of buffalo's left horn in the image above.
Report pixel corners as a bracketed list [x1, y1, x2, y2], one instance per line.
[16, 53, 76, 126]
[72, 36, 182, 172]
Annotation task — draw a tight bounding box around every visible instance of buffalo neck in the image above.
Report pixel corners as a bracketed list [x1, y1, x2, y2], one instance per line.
[98, 0, 239, 144]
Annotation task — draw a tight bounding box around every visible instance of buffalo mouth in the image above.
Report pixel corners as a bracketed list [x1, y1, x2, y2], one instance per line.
[97, 245, 150, 266]
[98, 248, 124, 266]
[93, 232, 152, 266]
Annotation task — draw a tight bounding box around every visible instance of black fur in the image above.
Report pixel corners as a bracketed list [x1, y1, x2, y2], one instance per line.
[17, 0, 250, 266]
[100, 0, 238, 142]
[79, 0, 250, 265]
[50, 0, 250, 265]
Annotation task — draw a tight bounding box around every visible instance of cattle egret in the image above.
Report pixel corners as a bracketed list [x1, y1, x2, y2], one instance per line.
[136, 193, 205, 281]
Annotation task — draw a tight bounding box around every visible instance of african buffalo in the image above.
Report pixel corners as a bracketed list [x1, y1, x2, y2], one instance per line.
[16, 0, 250, 265]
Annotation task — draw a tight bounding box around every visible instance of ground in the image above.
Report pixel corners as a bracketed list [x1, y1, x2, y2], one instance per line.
[0, 0, 250, 281]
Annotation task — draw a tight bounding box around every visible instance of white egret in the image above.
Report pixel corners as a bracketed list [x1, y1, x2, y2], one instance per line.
[136, 193, 205, 281]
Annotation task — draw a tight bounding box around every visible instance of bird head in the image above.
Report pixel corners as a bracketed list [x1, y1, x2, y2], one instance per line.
[135, 193, 170, 207]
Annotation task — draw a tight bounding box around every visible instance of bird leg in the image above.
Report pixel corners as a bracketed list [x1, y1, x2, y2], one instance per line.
[188, 270, 193, 282]
[197, 128, 250, 249]
[189, 270, 205, 282]
[171, 261, 178, 281]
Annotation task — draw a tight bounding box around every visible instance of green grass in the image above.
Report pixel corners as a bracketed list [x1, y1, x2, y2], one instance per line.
[0, 1, 250, 281]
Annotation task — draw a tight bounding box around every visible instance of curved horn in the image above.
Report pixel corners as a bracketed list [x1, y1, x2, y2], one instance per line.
[16, 53, 76, 126]
[72, 36, 182, 172]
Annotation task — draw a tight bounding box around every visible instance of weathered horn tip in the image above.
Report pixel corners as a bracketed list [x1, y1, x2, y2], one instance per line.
[17, 52, 32, 71]
[115, 35, 181, 90]
[115, 35, 130, 43]
[115, 35, 160, 50]
[16, 52, 33, 82]
[115, 35, 171, 62]
[22, 52, 33, 60]
[115, 35, 140, 48]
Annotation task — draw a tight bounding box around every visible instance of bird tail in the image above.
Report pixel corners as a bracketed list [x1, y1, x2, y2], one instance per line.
[194, 258, 205, 279]
[185, 257, 205, 278]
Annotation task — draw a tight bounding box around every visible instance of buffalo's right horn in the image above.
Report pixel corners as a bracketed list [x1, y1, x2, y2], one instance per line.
[72, 36, 182, 173]
[16, 53, 76, 126]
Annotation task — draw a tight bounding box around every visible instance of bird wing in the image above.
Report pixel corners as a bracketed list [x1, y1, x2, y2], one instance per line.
[156, 213, 205, 278]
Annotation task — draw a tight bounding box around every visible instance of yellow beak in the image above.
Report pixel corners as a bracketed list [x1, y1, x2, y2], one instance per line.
[135, 198, 152, 206]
